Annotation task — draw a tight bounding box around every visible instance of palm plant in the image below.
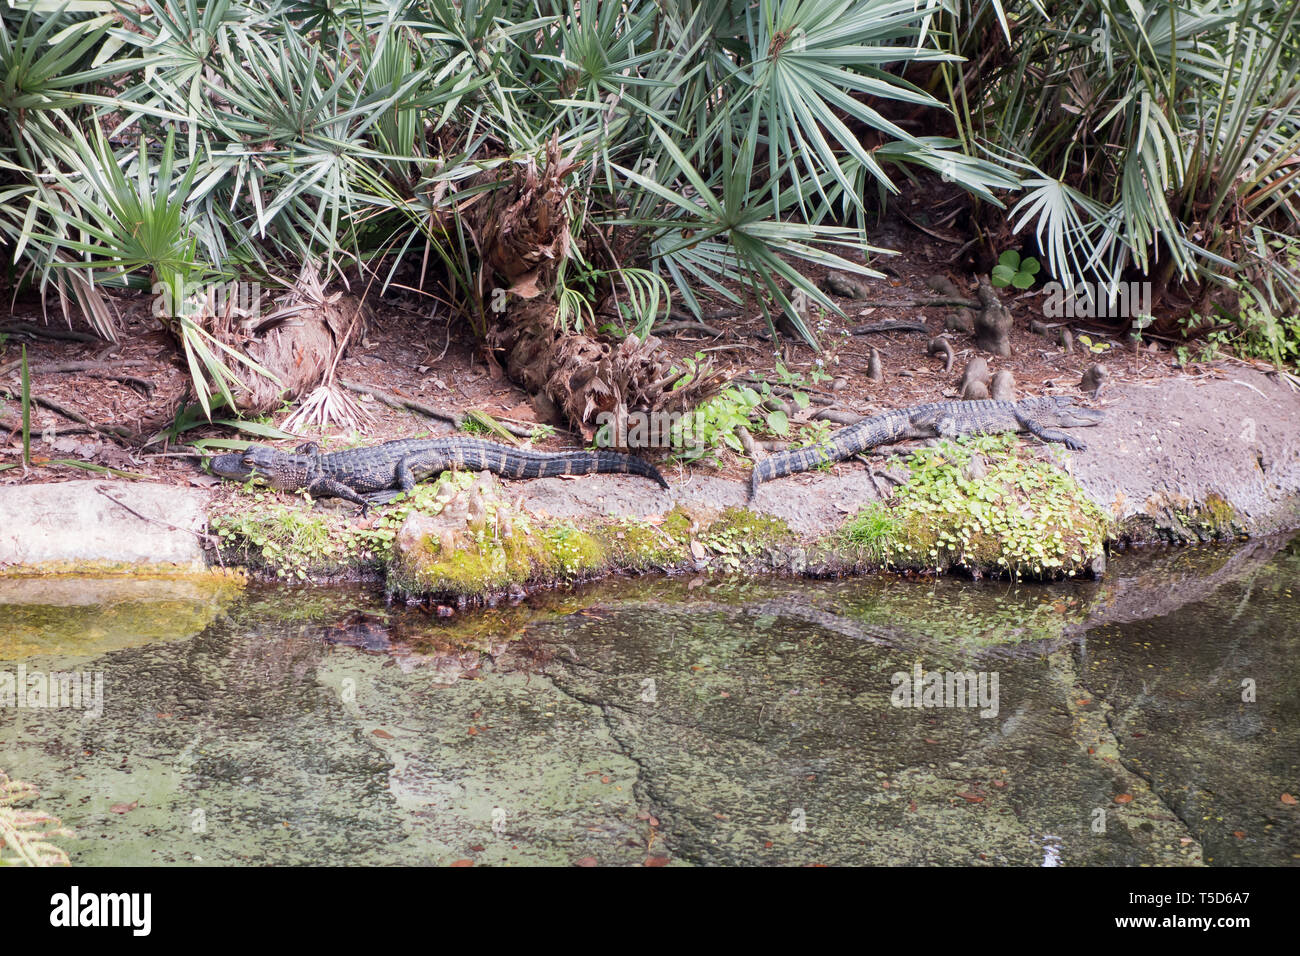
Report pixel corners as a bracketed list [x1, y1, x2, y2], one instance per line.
[0, 1, 1037, 434]
[945, 0, 1300, 330]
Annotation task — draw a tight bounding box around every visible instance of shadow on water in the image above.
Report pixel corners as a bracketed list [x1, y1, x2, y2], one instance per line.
[1, 536, 1296, 865]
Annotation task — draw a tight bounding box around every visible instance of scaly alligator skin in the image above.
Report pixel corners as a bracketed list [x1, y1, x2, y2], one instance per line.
[209, 437, 668, 513]
[750, 396, 1103, 498]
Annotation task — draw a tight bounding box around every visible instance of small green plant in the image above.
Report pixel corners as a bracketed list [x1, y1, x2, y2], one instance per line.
[148, 396, 299, 447]
[1075, 334, 1112, 354]
[840, 506, 903, 563]
[671, 385, 765, 463]
[841, 435, 1108, 578]
[991, 250, 1041, 290]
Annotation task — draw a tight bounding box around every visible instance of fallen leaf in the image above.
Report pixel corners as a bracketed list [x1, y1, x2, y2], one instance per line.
[1114, 793, 1133, 804]
[371, 728, 394, 739]
[643, 855, 669, 867]
[1281, 793, 1297, 805]
[956, 791, 985, 804]
[109, 802, 137, 814]
[575, 856, 598, 867]
[449, 859, 474, 867]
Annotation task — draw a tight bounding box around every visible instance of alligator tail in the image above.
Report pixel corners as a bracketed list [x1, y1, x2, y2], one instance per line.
[748, 443, 837, 499]
[554, 450, 669, 489]
[448, 442, 668, 489]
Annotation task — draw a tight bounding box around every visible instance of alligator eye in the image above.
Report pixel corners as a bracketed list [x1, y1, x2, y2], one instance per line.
[242, 456, 255, 466]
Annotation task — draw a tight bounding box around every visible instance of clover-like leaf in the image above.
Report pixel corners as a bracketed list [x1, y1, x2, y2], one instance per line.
[991, 264, 1017, 287]
[997, 250, 1022, 270]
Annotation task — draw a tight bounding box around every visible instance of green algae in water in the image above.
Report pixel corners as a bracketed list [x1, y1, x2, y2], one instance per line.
[0, 575, 243, 660]
[0, 536, 1296, 865]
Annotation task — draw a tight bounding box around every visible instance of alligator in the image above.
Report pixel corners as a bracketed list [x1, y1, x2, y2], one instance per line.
[749, 396, 1103, 498]
[209, 437, 668, 513]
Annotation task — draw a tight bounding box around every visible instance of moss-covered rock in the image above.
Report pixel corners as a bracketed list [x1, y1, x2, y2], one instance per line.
[838, 435, 1109, 579]
[387, 474, 615, 602]
[210, 440, 1117, 597]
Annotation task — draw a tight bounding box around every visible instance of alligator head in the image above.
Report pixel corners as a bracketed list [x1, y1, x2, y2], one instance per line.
[1030, 396, 1106, 428]
[208, 445, 312, 490]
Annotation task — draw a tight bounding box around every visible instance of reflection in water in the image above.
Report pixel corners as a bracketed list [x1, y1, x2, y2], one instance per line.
[0, 536, 1296, 866]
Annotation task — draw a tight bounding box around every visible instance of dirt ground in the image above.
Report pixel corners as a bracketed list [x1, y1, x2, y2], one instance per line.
[3, 217, 1299, 538]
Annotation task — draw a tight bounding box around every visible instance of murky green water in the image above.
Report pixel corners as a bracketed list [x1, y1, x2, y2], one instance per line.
[2, 536, 1297, 866]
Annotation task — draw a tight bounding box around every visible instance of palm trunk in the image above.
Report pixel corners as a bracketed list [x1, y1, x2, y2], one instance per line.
[468, 137, 724, 442]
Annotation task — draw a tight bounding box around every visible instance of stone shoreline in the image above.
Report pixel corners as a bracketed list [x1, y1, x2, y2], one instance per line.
[2, 367, 1297, 598]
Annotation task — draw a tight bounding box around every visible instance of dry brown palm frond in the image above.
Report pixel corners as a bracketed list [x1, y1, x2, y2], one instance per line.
[281, 382, 376, 434]
[469, 139, 728, 441]
[203, 260, 369, 417]
[0, 769, 73, 867]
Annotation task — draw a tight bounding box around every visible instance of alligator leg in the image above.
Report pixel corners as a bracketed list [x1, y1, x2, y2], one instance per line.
[1016, 414, 1087, 450]
[306, 477, 374, 514]
[396, 452, 447, 490]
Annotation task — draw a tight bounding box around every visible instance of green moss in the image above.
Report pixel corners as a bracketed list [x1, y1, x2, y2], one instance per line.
[210, 473, 476, 581]
[604, 519, 684, 569]
[1191, 492, 1240, 538]
[704, 507, 793, 546]
[406, 536, 517, 594]
[694, 507, 796, 572]
[659, 505, 694, 542]
[840, 435, 1109, 579]
[540, 523, 608, 578]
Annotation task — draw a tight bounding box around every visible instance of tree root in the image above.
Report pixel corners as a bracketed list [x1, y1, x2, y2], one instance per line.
[0, 387, 136, 444]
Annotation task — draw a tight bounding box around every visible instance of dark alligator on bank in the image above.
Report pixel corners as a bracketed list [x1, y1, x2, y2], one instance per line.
[209, 437, 668, 513]
[750, 396, 1104, 498]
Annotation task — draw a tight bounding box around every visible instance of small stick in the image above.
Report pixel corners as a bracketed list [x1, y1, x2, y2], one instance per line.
[866, 348, 883, 383]
[653, 319, 725, 337]
[847, 298, 979, 310]
[339, 379, 536, 439]
[0, 321, 101, 344]
[0, 387, 136, 443]
[850, 320, 928, 335]
[813, 409, 865, 426]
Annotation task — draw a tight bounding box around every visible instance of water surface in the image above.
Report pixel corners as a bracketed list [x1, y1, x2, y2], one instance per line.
[2, 537, 1297, 866]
